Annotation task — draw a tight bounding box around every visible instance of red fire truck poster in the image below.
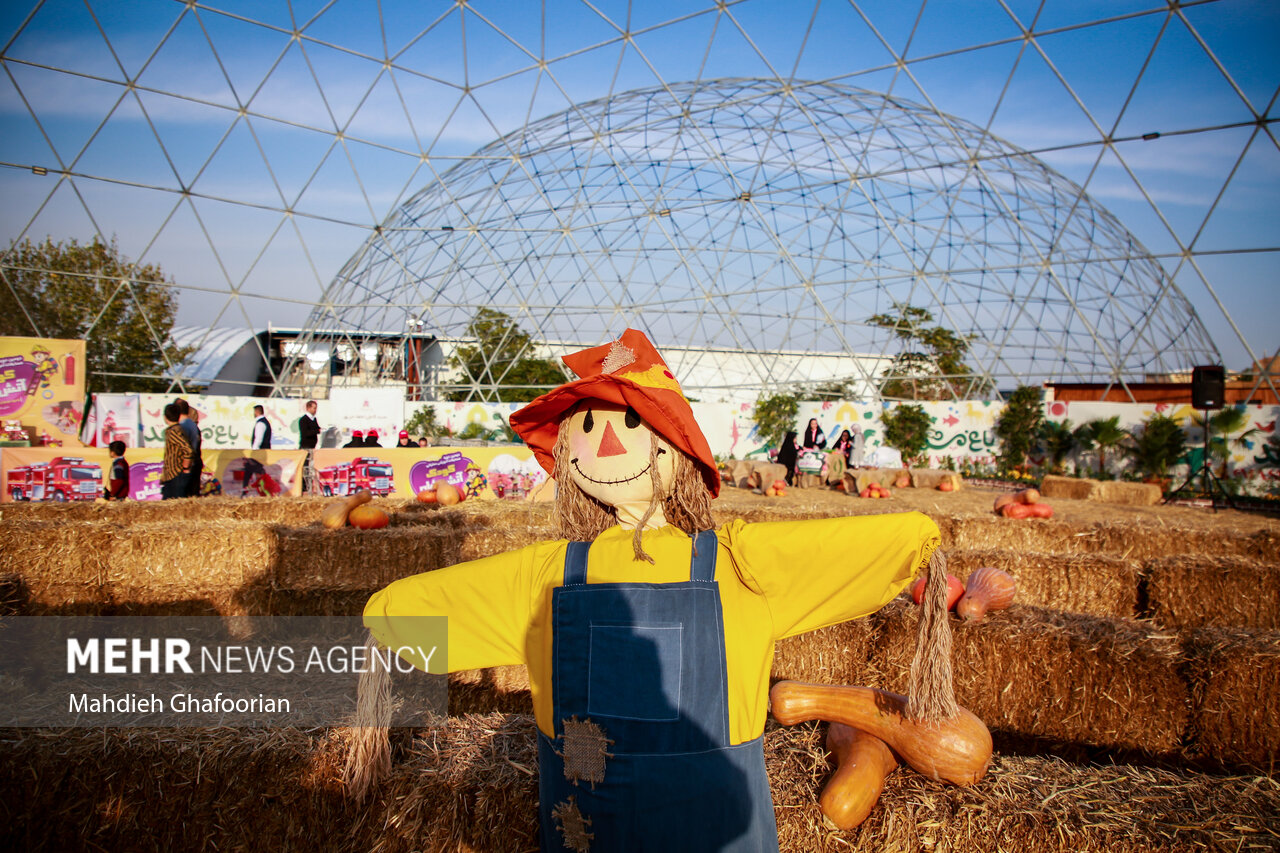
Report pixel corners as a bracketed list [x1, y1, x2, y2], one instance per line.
[0, 337, 87, 447]
[0, 446, 161, 502]
[0, 447, 303, 502]
[310, 446, 550, 501]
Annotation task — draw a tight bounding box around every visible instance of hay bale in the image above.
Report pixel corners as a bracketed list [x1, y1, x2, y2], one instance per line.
[1183, 627, 1280, 771]
[771, 620, 876, 685]
[1039, 474, 1098, 500]
[1094, 480, 1163, 506]
[940, 516, 1280, 563]
[103, 521, 277, 600]
[2, 720, 1276, 852]
[909, 468, 963, 491]
[0, 520, 118, 610]
[1145, 555, 1280, 631]
[946, 548, 1140, 619]
[842, 468, 899, 495]
[939, 516, 1084, 554]
[864, 599, 1189, 756]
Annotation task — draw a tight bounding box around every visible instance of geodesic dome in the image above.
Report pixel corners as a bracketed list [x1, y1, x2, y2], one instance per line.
[294, 78, 1219, 400]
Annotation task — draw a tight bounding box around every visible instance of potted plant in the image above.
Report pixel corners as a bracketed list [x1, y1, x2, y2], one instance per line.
[1075, 416, 1128, 479]
[994, 386, 1043, 476]
[1035, 418, 1076, 474]
[1124, 413, 1187, 490]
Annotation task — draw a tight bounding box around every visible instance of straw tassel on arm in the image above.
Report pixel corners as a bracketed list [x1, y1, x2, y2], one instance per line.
[342, 630, 392, 801]
[907, 548, 959, 722]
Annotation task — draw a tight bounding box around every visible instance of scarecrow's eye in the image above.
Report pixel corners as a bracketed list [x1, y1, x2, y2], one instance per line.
[582, 409, 595, 433]
[624, 407, 641, 429]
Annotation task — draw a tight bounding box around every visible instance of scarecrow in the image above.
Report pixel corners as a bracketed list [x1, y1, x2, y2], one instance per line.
[357, 330, 960, 852]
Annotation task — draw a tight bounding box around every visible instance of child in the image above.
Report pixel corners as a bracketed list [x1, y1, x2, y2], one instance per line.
[104, 441, 129, 500]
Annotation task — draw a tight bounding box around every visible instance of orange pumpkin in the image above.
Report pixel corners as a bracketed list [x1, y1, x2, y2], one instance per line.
[416, 488, 438, 504]
[348, 504, 390, 529]
[436, 482, 463, 506]
[938, 479, 954, 492]
[910, 573, 965, 609]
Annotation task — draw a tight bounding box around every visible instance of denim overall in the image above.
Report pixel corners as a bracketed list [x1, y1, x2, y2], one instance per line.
[537, 530, 779, 853]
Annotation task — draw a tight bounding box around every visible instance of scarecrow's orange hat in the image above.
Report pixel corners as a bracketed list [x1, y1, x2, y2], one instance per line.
[509, 329, 719, 497]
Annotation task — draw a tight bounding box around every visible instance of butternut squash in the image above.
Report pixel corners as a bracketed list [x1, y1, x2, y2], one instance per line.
[322, 489, 373, 529]
[770, 681, 991, 786]
[955, 567, 1016, 622]
[819, 723, 897, 830]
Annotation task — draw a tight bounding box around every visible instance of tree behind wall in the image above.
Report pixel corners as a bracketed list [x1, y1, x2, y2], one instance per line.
[751, 392, 799, 449]
[869, 304, 990, 400]
[446, 308, 566, 402]
[0, 237, 191, 395]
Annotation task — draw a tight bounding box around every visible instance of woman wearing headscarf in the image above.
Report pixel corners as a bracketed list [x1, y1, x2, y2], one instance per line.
[775, 430, 800, 486]
[802, 418, 826, 449]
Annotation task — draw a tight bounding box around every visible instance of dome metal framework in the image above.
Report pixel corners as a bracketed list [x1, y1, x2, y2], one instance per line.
[294, 78, 1218, 401]
[1, 1, 1273, 403]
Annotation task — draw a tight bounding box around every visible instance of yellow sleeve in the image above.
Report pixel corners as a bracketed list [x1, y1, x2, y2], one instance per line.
[720, 511, 940, 640]
[362, 541, 549, 673]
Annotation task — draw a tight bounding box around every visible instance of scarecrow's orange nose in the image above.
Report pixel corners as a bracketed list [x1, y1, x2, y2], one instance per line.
[596, 421, 628, 457]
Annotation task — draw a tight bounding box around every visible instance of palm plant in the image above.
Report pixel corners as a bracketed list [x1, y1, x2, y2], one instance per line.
[1076, 416, 1129, 478]
[1124, 413, 1188, 481]
[1036, 418, 1076, 473]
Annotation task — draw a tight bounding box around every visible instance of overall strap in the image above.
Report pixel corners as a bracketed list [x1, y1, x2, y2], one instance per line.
[689, 529, 719, 582]
[563, 540, 591, 586]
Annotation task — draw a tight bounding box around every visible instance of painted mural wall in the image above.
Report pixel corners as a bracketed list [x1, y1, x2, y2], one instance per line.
[62, 394, 1280, 497]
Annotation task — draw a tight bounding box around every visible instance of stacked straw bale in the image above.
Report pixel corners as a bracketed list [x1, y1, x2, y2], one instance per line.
[0, 519, 118, 611]
[946, 548, 1140, 618]
[1145, 554, 1280, 631]
[1182, 627, 1280, 771]
[940, 515, 1280, 563]
[2, 718, 1276, 853]
[907, 468, 963, 490]
[864, 600, 1189, 755]
[771, 620, 876, 685]
[1039, 474, 1098, 500]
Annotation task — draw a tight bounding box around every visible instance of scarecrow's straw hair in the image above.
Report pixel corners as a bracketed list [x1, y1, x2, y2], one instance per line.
[551, 416, 714, 562]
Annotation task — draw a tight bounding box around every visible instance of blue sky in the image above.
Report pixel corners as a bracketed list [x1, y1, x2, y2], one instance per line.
[0, 0, 1276, 376]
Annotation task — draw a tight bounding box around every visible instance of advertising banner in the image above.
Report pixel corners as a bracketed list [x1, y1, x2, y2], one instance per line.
[1, 446, 304, 501]
[80, 393, 141, 447]
[201, 449, 306, 498]
[0, 336, 87, 446]
[311, 445, 549, 501]
[138, 394, 321, 450]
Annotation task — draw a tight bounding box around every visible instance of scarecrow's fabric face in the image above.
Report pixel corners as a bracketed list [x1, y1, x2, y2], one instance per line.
[565, 401, 675, 514]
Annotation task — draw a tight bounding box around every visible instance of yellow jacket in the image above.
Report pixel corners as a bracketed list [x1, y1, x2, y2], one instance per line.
[365, 511, 939, 743]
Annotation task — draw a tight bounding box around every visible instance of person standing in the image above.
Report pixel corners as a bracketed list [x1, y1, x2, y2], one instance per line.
[802, 418, 827, 449]
[343, 430, 364, 448]
[395, 430, 414, 448]
[104, 440, 130, 500]
[251, 405, 273, 449]
[776, 430, 800, 486]
[363, 429, 382, 448]
[160, 403, 193, 500]
[298, 400, 320, 449]
[174, 398, 204, 497]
